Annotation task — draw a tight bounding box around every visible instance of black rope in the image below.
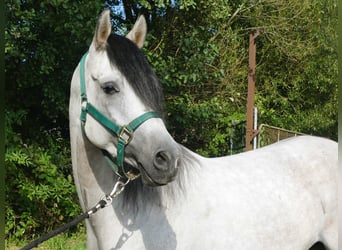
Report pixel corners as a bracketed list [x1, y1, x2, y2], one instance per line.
[20, 199, 107, 250]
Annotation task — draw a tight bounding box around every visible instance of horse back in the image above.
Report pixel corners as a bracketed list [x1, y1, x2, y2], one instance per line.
[223, 135, 337, 211]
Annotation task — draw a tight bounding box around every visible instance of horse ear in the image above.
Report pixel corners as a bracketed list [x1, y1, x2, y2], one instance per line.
[126, 15, 147, 49]
[93, 9, 111, 50]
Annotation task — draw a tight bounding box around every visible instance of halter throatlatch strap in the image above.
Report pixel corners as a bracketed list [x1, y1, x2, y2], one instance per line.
[79, 52, 160, 179]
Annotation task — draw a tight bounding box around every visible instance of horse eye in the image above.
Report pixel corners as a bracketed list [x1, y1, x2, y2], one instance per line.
[102, 82, 119, 95]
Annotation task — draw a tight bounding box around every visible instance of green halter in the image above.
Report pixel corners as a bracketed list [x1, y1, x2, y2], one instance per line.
[79, 52, 160, 179]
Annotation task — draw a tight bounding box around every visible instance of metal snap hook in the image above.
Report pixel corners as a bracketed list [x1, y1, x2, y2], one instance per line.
[108, 178, 130, 199]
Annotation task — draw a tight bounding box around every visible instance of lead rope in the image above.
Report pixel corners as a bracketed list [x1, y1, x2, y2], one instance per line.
[20, 179, 129, 250]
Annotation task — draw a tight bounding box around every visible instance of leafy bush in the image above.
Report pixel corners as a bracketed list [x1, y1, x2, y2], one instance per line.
[5, 110, 81, 241]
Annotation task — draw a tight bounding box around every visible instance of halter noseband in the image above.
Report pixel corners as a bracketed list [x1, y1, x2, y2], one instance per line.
[79, 52, 160, 179]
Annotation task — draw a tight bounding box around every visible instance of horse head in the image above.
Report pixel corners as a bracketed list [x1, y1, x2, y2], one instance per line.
[77, 9, 180, 186]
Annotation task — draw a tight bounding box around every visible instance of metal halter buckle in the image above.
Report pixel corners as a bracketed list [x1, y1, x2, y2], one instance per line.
[119, 126, 133, 145]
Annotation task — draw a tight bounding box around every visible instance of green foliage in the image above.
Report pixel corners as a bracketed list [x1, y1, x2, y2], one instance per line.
[141, 0, 337, 149]
[248, 0, 338, 139]
[5, 0, 105, 139]
[5, 110, 81, 241]
[141, 2, 248, 155]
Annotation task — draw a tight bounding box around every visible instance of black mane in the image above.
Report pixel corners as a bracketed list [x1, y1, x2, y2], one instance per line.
[106, 34, 164, 116]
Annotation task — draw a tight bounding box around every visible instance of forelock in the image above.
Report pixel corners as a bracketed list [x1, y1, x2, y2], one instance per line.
[106, 34, 164, 116]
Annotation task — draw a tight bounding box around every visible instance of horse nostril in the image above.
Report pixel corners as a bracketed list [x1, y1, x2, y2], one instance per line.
[154, 151, 171, 171]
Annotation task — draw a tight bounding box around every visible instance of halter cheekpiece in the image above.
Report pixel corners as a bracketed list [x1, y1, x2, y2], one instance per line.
[79, 52, 160, 179]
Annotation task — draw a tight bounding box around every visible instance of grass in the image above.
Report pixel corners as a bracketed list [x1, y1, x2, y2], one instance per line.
[6, 230, 87, 250]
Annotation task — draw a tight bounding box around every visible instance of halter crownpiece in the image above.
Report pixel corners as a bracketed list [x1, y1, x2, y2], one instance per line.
[79, 52, 160, 179]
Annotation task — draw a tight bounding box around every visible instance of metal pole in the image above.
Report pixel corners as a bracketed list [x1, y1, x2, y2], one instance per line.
[230, 120, 234, 155]
[245, 30, 260, 151]
[253, 107, 258, 149]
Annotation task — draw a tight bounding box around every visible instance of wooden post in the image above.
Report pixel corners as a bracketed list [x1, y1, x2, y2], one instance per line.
[245, 30, 260, 151]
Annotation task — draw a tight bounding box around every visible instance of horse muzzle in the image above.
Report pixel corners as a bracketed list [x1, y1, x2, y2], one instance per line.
[138, 148, 180, 186]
